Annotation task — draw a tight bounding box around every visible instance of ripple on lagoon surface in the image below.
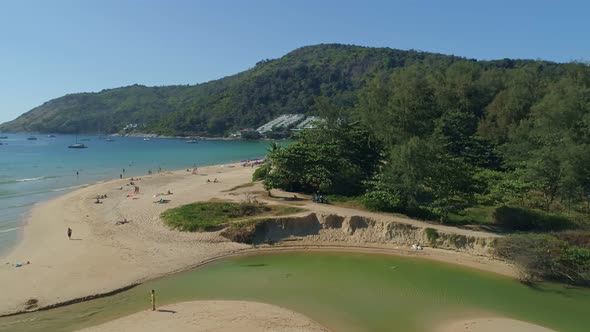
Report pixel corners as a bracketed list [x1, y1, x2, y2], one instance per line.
[1, 252, 589, 332]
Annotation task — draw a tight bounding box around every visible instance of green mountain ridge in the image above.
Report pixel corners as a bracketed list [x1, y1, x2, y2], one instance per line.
[0, 44, 555, 135]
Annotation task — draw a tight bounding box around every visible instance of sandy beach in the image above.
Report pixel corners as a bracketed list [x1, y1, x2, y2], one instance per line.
[77, 300, 328, 332]
[437, 317, 556, 332]
[0, 162, 542, 331]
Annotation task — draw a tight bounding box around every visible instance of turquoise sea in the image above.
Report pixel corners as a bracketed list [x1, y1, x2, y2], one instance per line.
[0, 134, 277, 255]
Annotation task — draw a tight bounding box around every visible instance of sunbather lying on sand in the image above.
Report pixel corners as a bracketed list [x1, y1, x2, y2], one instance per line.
[115, 218, 130, 225]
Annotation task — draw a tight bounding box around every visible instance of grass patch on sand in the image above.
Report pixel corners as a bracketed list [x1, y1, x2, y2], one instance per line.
[161, 199, 304, 232]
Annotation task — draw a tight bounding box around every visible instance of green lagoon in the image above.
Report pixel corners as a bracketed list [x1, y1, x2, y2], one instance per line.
[1, 252, 588, 332]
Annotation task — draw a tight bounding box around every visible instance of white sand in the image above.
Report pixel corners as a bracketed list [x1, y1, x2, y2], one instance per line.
[437, 317, 556, 332]
[77, 300, 327, 332]
[0, 164, 252, 315]
[0, 162, 512, 318]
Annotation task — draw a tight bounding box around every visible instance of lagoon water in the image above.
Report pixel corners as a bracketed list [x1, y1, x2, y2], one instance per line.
[1, 252, 588, 332]
[0, 134, 277, 254]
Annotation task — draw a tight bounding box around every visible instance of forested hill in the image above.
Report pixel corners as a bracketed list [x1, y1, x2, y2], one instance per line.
[0, 43, 556, 135]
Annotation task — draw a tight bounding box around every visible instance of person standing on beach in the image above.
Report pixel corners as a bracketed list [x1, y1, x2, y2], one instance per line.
[151, 289, 156, 311]
[67, 227, 72, 240]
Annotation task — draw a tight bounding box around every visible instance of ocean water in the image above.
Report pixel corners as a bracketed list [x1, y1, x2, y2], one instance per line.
[0, 134, 278, 255]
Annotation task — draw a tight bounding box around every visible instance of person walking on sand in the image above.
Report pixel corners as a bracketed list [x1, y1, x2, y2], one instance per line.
[67, 227, 72, 240]
[151, 289, 156, 311]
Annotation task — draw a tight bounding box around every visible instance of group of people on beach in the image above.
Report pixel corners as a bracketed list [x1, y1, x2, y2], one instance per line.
[312, 192, 329, 204]
[242, 159, 263, 168]
[95, 194, 108, 204]
[59, 163, 261, 314]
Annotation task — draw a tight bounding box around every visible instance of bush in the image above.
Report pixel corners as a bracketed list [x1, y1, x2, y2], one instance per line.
[424, 228, 439, 244]
[494, 234, 590, 285]
[361, 190, 402, 212]
[555, 231, 590, 248]
[239, 194, 268, 216]
[493, 205, 574, 231]
[252, 164, 269, 181]
[560, 247, 590, 282]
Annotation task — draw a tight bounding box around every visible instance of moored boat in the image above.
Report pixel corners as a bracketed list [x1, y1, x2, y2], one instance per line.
[68, 143, 88, 149]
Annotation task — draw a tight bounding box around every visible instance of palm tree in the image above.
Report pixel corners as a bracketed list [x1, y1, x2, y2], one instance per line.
[264, 142, 282, 198]
[267, 142, 281, 154]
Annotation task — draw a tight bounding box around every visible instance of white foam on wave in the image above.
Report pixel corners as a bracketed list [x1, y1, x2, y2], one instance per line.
[15, 177, 45, 182]
[0, 227, 18, 234]
[51, 184, 85, 192]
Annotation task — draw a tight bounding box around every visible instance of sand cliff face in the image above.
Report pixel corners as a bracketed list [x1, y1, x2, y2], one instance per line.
[224, 213, 493, 256]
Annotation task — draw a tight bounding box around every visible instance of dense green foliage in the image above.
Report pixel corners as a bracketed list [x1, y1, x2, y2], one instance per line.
[493, 206, 573, 231]
[254, 50, 590, 285]
[263, 120, 381, 195]
[255, 46, 590, 235]
[0, 44, 464, 135]
[495, 233, 590, 285]
[160, 201, 302, 232]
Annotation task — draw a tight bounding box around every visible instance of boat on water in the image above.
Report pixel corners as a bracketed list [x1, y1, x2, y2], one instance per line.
[79, 138, 91, 141]
[186, 139, 199, 144]
[68, 135, 88, 149]
[104, 138, 114, 142]
[143, 138, 152, 141]
[68, 143, 88, 149]
[27, 136, 38, 140]
[47, 134, 56, 138]
[0, 135, 8, 139]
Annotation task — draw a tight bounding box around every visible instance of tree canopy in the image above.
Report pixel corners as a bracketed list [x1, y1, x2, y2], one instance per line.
[258, 54, 590, 227]
[0, 44, 551, 136]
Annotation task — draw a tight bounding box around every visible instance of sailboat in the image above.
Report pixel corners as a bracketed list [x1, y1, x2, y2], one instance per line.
[68, 135, 88, 149]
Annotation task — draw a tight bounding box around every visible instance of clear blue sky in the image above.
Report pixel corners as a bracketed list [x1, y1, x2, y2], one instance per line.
[0, 0, 588, 123]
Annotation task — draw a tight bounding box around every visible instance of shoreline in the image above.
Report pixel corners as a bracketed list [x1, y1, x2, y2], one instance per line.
[0, 158, 263, 259]
[0, 245, 517, 318]
[0, 162, 261, 315]
[0, 160, 514, 318]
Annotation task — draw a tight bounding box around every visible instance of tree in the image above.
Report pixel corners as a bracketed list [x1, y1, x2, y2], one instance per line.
[263, 120, 382, 195]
